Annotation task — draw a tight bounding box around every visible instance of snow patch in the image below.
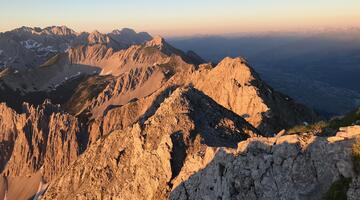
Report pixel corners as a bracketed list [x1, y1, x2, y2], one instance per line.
[264, 110, 272, 118]
[52, 73, 83, 90]
[21, 39, 42, 49]
[32, 178, 48, 200]
[38, 46, 57, 53]
[241, 114, 250, 118]
[100, 69, 112, 75]
[63, 43, 71, 52]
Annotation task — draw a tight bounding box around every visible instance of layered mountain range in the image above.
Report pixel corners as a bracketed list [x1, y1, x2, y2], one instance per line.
[0, 26, 151, 69]
[0, 26, 359, 200]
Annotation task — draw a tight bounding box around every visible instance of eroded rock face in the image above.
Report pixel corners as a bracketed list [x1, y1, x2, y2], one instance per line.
[42, 87, 261, 199]
[0, 103, 20, 172]
[0, 101, 81, 181]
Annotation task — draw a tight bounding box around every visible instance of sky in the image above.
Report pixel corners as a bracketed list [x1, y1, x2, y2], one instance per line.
[1, 0, 360, 36]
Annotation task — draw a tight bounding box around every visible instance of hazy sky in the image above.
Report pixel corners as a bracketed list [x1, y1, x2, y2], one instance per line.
[1, 0, 359, 36]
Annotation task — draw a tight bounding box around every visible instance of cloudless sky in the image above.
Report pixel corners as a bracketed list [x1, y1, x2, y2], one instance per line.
[1, 0, 359, 36]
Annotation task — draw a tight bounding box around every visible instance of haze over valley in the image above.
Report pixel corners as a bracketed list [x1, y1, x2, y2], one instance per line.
[169, 28, 360, 115]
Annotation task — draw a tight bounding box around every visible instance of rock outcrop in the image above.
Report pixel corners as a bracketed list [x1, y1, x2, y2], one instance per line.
[0, 103, 19, 172]
[170, 126, 360, 200]
[0, 101, 81, 181]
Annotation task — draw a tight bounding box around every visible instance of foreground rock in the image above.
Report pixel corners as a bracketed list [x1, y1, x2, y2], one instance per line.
[171, 126, 360, 200]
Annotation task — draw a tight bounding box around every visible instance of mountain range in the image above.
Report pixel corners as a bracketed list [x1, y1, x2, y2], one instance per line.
[0, 26, 359, 200]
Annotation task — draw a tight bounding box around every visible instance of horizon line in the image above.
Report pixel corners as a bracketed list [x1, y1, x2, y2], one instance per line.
[2, 25, 360, 38]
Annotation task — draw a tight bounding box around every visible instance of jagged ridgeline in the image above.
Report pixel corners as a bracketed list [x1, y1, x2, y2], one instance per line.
[0, 26, 358, 200]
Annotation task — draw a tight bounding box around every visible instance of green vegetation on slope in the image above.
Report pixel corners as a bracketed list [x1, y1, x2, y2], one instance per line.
[328, 108, 360, 130]
[323, 176, 352, 200]
[288, 108, 360, 135]
[352, 137, 360, 175]
[323, 137, 360, 200]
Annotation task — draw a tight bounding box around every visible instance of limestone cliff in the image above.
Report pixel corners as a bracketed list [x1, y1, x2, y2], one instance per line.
[0, 101, 81, 181]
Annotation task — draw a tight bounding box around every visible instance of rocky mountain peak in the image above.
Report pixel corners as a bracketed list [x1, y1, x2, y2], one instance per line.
[87, 30, 109, 44]
[43, 26, 77, 36]
[12, 26, 34, 33]
[214, 56, 255, 81]
[11, 26, 77, 36]
[111, 28, 137, 35]
[146, 35, 166, 47]
[192, 56, 318, 134]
